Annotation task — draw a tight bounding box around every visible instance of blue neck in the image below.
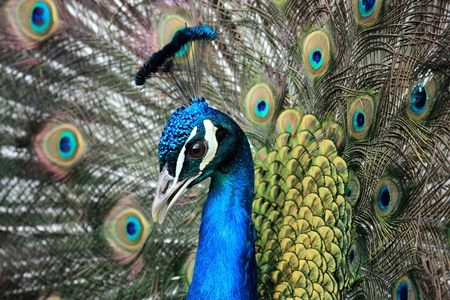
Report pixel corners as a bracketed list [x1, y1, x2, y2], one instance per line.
[187, 142, 257, 299]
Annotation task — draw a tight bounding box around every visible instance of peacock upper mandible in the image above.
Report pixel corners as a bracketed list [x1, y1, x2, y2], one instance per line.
[0, 0, 449, 299]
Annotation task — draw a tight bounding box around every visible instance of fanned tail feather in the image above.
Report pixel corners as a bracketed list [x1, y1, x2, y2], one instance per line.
[1, 0, 449, 299]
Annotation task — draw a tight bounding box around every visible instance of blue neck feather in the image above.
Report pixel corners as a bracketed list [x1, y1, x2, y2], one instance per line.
[187, 139, 257, 300]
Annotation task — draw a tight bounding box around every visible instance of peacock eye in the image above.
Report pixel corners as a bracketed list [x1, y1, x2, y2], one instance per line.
[188, 140, 207, 159]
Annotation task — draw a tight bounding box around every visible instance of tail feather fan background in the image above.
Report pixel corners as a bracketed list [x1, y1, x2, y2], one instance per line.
[0, 0, 449, 299]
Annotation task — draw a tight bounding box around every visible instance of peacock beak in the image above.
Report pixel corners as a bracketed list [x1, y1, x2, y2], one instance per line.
[152, 165, 200, 224]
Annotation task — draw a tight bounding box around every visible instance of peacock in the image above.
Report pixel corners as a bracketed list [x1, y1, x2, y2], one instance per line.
[0, 0, 449, 299]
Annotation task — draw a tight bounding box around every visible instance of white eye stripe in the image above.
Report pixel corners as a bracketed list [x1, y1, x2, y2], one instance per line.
[175, 126, 198, 181]
[200, 120, 218, 171]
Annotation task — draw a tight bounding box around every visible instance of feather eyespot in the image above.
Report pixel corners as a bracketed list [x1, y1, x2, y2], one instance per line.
[111, 208, 146, 249]
[113, 210, 147, 247]
[30, 1, 52, 33]
[322, 119, 345, 152]
[358, 0, 376, 17]
[34, 122, 86, 175]
[348, 248, 355, 263]
[406, 76, 439, 121]
[377, 185, 391, 210]
[348, 94, 376, 139]
[7, 0, 59, 45]
[397, 282, 410, 300]
[255, 100, 270, 119]
[355, 0, 382, 24]
[188, 140, 207, 159]
[345, 173, 360, 206]
[374, 178, 401, 217]
[392, 276, 419, 300]
[309, 49, 324, 70]
[409, 84, 427, 114]
[347, 244, 360, 272]
[125, 215, 143, 242]
[58, 130, 78, 159]
[245, 82, 276, 124]
[104, 196, 151, 264]
[276, 109, 303, 134]
[302, 30, 331, 77]
[353, 111, 365, 132]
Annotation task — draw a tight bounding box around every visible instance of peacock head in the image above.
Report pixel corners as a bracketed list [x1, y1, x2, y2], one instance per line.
[152, 98, 244, 223]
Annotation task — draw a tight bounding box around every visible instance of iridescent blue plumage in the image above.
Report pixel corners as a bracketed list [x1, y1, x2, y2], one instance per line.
[358, 0, 376, 18]
[410, 84, 427, 114]
[58, 130, 77, 159]
[155, 98, 257, 299]
[31, 2, 52, 33]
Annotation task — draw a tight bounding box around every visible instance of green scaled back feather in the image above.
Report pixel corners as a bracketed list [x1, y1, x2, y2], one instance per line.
[1, 0, 449, 299]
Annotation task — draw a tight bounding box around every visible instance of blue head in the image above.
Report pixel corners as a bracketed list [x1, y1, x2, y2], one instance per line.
[153, 98, 250, 223]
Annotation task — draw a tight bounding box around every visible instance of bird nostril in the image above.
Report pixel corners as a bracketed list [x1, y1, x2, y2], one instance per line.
[162, 180, 172, 194]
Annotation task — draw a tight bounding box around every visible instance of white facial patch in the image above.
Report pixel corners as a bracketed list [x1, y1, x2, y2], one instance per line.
[174, 126, 198, 182]
[200, 120, 218, 171]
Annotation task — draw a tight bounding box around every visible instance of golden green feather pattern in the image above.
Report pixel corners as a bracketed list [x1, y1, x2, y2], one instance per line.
[253, 114, 351, 299]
